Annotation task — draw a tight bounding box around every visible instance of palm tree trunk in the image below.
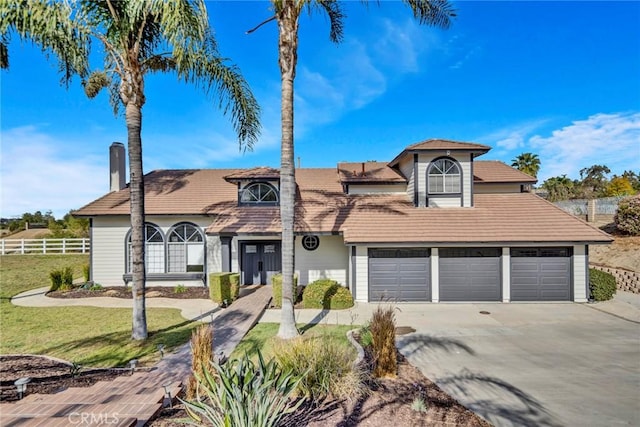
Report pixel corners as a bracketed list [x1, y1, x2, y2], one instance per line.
[277, 1, 300, 339]
[126, 101, 148, 341]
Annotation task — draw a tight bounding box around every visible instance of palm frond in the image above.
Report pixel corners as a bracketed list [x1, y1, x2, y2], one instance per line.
[313, 0, 345, 43]
[401, 0, 456, 28]
[1, 0, 90, 83]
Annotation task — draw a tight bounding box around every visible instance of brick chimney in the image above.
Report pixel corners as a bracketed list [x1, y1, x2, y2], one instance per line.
[109, 142, 126, 192]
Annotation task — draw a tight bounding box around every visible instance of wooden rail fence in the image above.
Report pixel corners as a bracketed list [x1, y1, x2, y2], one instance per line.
[0, 238, 90, 255]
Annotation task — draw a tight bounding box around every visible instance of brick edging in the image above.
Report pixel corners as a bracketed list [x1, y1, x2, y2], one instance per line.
[590, 264, 639, 294]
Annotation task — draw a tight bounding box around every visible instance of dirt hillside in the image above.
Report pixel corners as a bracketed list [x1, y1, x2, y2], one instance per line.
[589, 222, 639, 272]
[1, 229, 52, 239]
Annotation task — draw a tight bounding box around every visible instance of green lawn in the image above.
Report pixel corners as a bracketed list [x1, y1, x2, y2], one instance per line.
[0, 255, 198, 367]
[231, 322, 358, 361]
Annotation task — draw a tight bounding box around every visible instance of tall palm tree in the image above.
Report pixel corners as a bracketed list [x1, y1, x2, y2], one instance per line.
[511, 152, 541, 179]
[2, 0, 260, 340]
[250, 0, 455, 339]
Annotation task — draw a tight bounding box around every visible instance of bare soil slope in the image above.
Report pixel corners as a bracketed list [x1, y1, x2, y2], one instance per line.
[589, 222, 639, 272]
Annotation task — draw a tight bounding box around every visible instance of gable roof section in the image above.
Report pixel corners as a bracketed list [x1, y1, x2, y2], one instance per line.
[340, 193, 611, 244]
[474, 161, 537, 183]
[223, 167, 280, 182]
[389, 138, 492, 167]
[337, 162, 406, 183]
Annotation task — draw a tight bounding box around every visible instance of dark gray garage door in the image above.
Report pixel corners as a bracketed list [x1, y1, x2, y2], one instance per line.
[369, 248, 430, 302]
[511, 247, 572, 301]
[440, 248, 501, 301]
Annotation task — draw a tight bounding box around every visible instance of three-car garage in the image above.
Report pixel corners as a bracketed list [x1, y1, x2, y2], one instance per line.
[367, 246, 574, 302]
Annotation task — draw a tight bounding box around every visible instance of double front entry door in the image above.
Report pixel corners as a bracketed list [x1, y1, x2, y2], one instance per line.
[241, 241, 282, 285]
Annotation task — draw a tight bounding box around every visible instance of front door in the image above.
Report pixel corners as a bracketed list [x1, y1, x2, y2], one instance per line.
[241, 242, 282, 285]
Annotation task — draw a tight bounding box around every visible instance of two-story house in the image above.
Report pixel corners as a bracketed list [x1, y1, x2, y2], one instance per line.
[75, 139, 612, 302]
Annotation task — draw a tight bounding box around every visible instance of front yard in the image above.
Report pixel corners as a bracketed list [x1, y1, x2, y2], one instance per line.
[0, 255, 198, 366]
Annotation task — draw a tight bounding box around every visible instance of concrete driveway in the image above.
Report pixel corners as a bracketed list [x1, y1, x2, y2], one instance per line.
[395, 300, 640, 427]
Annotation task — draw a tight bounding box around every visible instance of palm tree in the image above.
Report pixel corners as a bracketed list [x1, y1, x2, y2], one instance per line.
[250, 0, 455, 339]
[511, 152, 541, 179]
[3, 0, 260, 340]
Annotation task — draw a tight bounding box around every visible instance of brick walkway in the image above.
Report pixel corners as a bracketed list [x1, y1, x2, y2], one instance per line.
[0, 286, 272, 426]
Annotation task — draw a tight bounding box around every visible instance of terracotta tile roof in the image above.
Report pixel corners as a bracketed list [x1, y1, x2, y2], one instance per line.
[474, 161, 537, 183]
[406, 138, 492, 152]
[388, 139, 491, 167]
[337, 162, 406, 183]
[340, 193, 612, 244]
[223, 167, 280, 181]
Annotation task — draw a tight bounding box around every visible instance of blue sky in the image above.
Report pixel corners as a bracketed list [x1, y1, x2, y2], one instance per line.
[1, 1, 639, 218]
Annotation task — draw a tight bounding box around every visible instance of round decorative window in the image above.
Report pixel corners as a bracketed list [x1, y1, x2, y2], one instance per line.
[301, 235, 320, 251]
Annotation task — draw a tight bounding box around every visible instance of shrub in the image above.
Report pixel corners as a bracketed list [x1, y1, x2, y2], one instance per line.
[49, 269, 63, 291]
[83, 264, 90, 282]
[209, 273, 232, 305]
[275, 335, 364, 400]
[186, 324, 214, 400]
[302, 279, 354, 309]
[89, 284, 103, 291]
[615, 195, 640, 235]
[229, 273, 240, 300]
[589, 268, 617, 301]
[60, 266, 74, 290]
[174, 284, 187, 294]
[370, 306, 397, 378]
[183, 352, 304, 427]
[271, 273, 299, 308]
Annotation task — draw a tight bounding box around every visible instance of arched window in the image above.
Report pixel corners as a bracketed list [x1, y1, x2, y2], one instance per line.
[167, 223, 205, 273]
[428, 158, 461, 194]
[126, 223, 165, 273]
[240, 182, 279, 204]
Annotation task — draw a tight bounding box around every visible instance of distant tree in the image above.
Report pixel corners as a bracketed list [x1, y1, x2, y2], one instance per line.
[579, 164, 611, 198]
[511, 152, 541, 179]
[542, 175, 575, 202]
[606, 176, 636, 197]
[621, 170, 640, 192]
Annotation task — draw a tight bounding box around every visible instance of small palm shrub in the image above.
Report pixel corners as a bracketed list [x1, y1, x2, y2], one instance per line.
[61, 266, 74, 290]
[183, 352, 304, 427]
[271, 273, 299, 308]
[83, 264, 90, 282]
[589, 268, 617, 301]
[615, 195, 640, 235]
[275, 335, 365, 400]
[302, 279, 354, 309]
[187, 324, 214, 399]
[370, 306, 397, 378]
[49, 269, 63, 291]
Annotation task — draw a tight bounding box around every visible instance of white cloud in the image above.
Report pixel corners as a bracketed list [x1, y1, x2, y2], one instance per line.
[0, 126, 107, 218]
[531, 112, 640, 181]
[478, 119, 550, 151]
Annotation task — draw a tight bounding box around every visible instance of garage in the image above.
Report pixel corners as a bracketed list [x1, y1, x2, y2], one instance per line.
[511, 247, 572, 301]
[439, 248, 501, 301]
[368, 248, 430, 302]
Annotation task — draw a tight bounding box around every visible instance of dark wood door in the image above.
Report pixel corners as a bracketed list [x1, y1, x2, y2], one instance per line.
[241, 242, 281, 285]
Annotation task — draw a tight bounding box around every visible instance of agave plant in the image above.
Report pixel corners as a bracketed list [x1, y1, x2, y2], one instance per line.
[182, 351, 304, 427]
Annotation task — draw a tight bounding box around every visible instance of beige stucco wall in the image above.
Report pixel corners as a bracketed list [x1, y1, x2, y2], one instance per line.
[295, 235, 349, 286]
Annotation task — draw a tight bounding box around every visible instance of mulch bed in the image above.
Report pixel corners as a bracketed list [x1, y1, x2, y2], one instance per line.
[0, 355, 131, 402]
[48, 286, 209, 299]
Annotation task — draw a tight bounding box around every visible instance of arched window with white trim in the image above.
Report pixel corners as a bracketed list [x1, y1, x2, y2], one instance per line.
[126, 223, 165, 273]
[167, 223, 205, 273]
[240, 182, 279, 204]
[428, 158, 461, 194]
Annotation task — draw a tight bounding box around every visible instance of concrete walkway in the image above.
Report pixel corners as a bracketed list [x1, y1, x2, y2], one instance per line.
[2, 286, 272, 426]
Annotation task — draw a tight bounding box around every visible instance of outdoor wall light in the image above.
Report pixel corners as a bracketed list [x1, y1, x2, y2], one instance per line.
[14, 377, 31, 399]
[157, 344, 165, 359]
[162, 383, 173, 408]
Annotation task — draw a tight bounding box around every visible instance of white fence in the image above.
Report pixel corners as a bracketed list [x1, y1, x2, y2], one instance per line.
[0, 238, 90, 255]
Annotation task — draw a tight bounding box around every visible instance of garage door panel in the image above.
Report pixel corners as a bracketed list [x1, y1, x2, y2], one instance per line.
[440, 254, 501, 302]
[510, 249, 571, 301]
[369, 253, 430, 302]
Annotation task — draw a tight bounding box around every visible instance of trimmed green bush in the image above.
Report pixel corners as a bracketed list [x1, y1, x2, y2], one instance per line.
[209, 273, 232, 304]
[271, 274, 299, 308]
[302, 279, 354, 309]
[615, 195, 640, 235]
[229, 273, 240, 300]
[589, 268, 617, 301]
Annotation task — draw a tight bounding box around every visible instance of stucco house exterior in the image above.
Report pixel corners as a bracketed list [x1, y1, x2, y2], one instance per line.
[75, 139, 612, 303]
